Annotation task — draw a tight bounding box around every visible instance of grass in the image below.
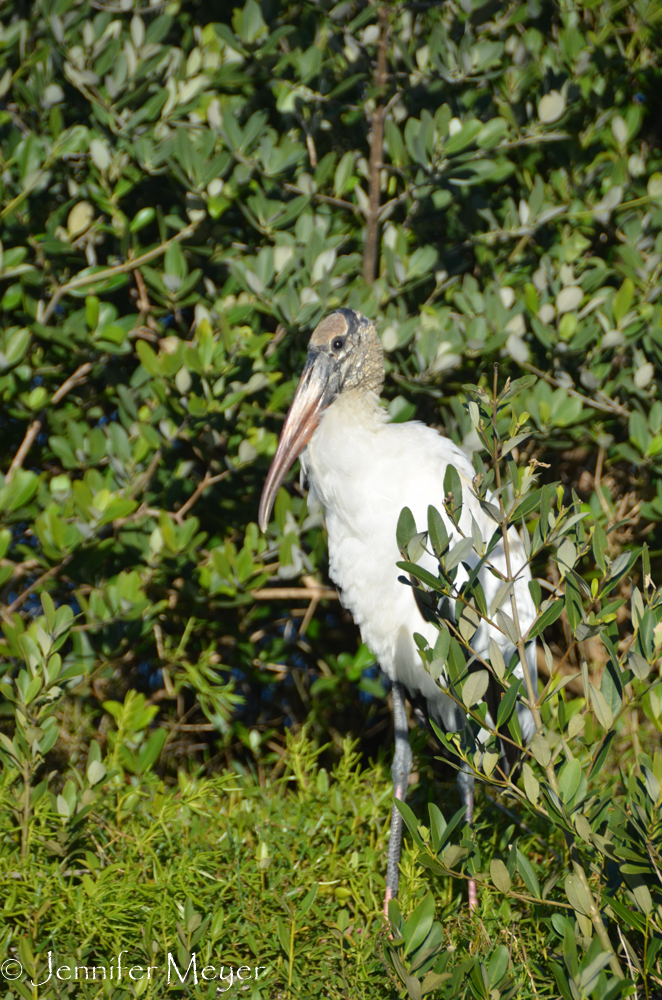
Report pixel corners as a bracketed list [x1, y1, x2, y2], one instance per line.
[0, 724, 601, 1000]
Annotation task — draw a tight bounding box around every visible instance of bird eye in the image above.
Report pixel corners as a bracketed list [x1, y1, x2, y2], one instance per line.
[332, 337, 345, 352]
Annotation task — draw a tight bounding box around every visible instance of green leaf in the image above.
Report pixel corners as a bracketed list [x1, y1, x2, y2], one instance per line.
[613, 277, 634, 324]
[137, 728, 167, 773]
[496, 678, 521, 729]
[529, 733, 551, 768]
[396, 507, 417, 552]
[136, 340, 161, 376]
[564, 874, 593, 916]
[445, 537, 474, 572]
[394, 799, 426, 850]
[516, 848, 541, 898]
[427, 505, 449, 557]
[499, 374, 537, 402]
[590, 683, 613, 729]
[528, 599, 564, 639]
[588, 730, 616, 777]
[476, 117, 509, 149]
[443, 465, 463, 526]
[490, 859, 511, 893]
[558, 758, 581, 804]
[522, 762, 539, 805]
[510, 487, 544, 521]
[276, 917, 291, 956]
[487, 944, 509, 986]
[428, 803, 446, 851]
[403, 891, 435, 956]
[462, 669, 489, 708]
[397, 561, 443, 593]
[592, 521, 608, 574]
[297, 883, 318, 916]
[444, 119, 482, 155]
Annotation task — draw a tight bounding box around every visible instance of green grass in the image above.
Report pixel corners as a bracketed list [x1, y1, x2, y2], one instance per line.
[0, 728, 593, 1000]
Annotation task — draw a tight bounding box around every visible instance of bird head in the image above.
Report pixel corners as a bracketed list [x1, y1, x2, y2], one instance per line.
[258, 308, 383, 531]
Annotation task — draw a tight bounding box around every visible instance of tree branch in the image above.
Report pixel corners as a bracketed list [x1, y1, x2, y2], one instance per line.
[362, 4, 389, 285]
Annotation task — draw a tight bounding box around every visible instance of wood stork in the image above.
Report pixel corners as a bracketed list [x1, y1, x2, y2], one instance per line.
[258, 308, 537, 912]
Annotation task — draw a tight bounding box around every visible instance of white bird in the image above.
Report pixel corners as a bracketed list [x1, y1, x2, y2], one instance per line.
[259, 308, 537, 912]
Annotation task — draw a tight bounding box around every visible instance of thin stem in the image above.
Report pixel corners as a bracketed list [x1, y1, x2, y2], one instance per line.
[6, 557, 73, 615]
[6, 363, 93, 482]
[41, 222, 200, 326]
[21, 758, 30, 861]
[173, 470, 232, 524]
[6, 419, 42, 484]
[520, 362, 631, 419]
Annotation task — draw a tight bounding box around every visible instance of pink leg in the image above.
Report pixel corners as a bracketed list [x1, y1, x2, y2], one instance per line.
[458, 765, 478, 912]
[468, 877, 478, 911]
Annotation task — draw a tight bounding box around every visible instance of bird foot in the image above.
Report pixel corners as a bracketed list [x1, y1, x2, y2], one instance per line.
[383, 886, 394, 919]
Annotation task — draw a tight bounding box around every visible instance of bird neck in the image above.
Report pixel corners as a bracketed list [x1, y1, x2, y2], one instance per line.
[304, 388, 386, 514]
[323, 387, 385, 431]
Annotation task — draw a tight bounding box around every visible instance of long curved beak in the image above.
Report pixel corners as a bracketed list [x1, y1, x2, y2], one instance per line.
[258, 350, 337, 532]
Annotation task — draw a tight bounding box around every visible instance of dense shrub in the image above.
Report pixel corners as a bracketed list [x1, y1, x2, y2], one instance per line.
[1, 0, 662, 996]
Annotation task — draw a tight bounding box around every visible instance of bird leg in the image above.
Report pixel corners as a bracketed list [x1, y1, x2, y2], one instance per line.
[384, 681, 412, 916]
[457, 765, 477, 911]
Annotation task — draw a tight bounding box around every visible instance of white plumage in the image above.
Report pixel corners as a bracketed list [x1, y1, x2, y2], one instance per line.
[303, 388, 536, 737]
[259, 308, 537, 911]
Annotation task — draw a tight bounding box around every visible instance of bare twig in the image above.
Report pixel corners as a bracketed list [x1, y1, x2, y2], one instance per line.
[305, 130, 318, 169]
[0, 558, 39, 582]
[128, 449, 163, 500]
[173, 470, 232, 524]
[6, 419, 42, 484]
[6, 362, 93, 483]
[128, 326, 159, 343]
[6, 557, 73, 615]
[172, 723, 218, 732]
[251, 586, 338, 601]
[508, 928, 540, 998]
[252, 577, 338, 604]
[41, 222, 200, 326]
[283, 184, 360, 215]
[363, 4, 389, 285]
[51, 363, 94, 406]
[298, 596, 320, 636]
[265, 323, 288, 358]
[520, 362, 631, 419]
[132, 267, 158, 332]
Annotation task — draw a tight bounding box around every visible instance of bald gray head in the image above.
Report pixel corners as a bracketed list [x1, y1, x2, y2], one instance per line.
[258, 308, 384, 531]
[309, 308, 384, 396]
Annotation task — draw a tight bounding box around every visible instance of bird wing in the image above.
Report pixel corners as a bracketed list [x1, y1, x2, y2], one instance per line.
[305, 399, 537, 735]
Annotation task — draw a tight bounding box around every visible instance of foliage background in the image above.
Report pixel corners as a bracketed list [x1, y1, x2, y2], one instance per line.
[1, 0, 662, 996]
